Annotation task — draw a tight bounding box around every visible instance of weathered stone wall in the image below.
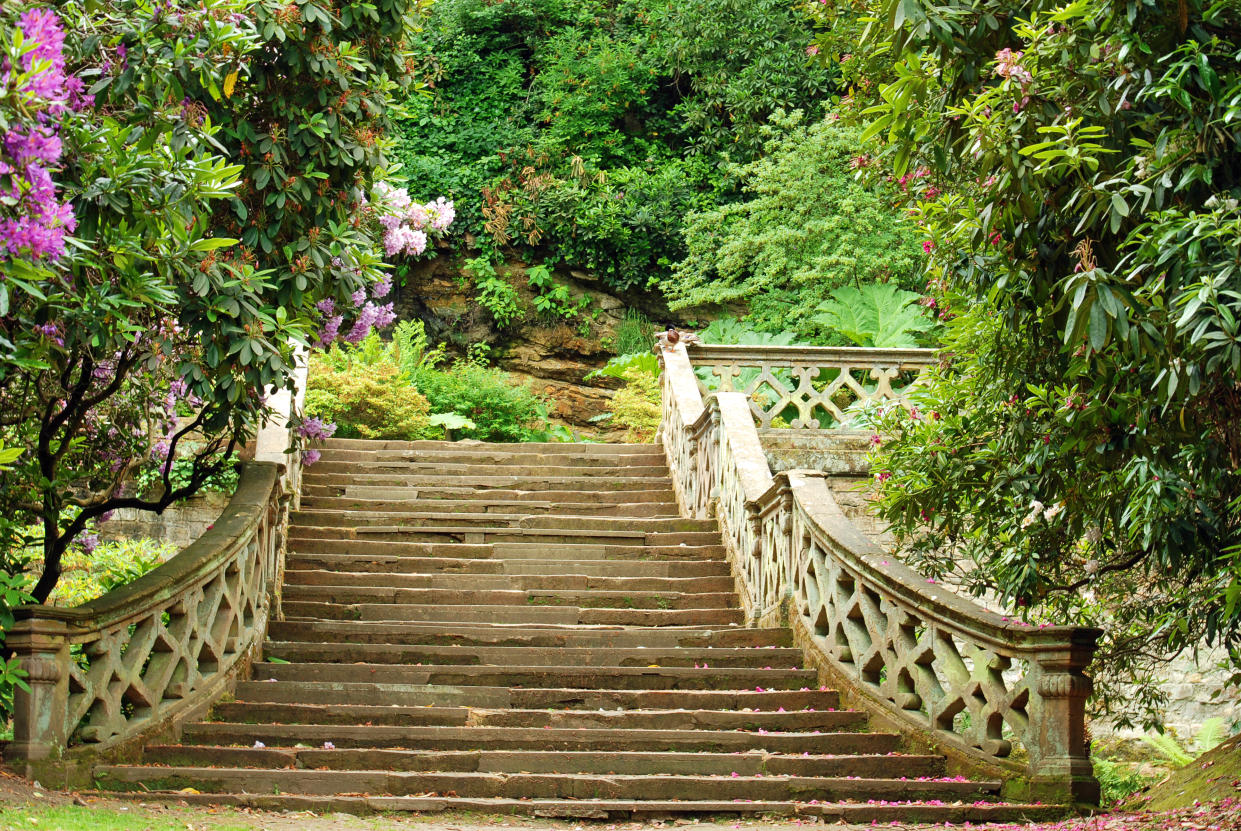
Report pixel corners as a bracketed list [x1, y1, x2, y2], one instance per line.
[99, 491, 230, 550]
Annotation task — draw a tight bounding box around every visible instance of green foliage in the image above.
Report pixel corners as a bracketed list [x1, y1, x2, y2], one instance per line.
[647, 0, 834, 157]
[613, 308, 658, 356]
[586, 352, 661, 381]
[1142, 719, 1230, 768]
[1093, 756, 1158, 806]
[393, 0, 838, 292]
[134, 456, 240, 498]
[855, 0, 1241, 725]
[611, 369, 661, 442]
[0, 0, 430, 604]
[467, 257, 524, 327]
[49, 538, 175, 609]
[667, 112, 924, 340]
[487, 153, 717, 292]
[409, 359, 549, 442]
[699, 317, 804, 347]
[527, 264, 589, 323]
[305, 352, 437, 441]
[812, 284, 936, 348]
[0, 570, 33, 726]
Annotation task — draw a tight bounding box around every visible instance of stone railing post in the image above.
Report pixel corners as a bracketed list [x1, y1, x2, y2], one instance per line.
[1028, 643, 1100, 803]
[5, 618, 70, 767]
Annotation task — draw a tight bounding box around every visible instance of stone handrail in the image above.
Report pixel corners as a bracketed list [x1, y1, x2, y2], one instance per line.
[6, 362, 306, 779]
[659, 343, 1100, 805]
[687, 343, 936, 429]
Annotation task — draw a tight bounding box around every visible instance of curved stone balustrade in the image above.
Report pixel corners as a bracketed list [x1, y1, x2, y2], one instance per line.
[6, 463, 295, 775]
[658, 343, 1100, 805]
[687, 344, 936, 429]
[6, 359, 306, 780]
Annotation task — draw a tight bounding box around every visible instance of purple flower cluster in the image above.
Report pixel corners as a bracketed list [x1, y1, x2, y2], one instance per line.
[0, 8, 92, 262]
[297, 416, 336, 442]
[373, 182, 455, 258]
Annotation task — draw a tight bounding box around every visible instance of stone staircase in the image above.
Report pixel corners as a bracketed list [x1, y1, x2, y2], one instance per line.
[95, 439, 1059, 822]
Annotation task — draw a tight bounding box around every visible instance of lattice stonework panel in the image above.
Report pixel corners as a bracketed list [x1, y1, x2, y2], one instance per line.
[690, 346, 935, 429]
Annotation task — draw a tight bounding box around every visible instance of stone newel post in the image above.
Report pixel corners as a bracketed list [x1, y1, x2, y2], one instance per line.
[1029, 636, 1101, 805]
[4, 615, 70, 767]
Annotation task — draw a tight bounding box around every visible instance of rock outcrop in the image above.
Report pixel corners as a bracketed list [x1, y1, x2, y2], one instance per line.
[390, 254, 662, 429]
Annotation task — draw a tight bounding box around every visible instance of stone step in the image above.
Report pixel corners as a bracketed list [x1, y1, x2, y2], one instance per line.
[208, 702, 860, 731]
[177, 723, 899, 754]
[319, 438, 664, 456]
[314, 448, 667, 467]
[298, 496, 681, 517]
[306, 460, 670, 478]
[280, 585, 738, 611]
[251, 662, 819, 691]
[264, 621, 786, 649]
[140, 746, 943, 778]
[100, 792, 1068, 824]
[289, 510, 717, 533]
[300, 474, 675, 492]
[281, 602, 745, 625]
[262, 642, 803, 669]
[283, 569, 737, 594]
[98, 767, 995, 803]
[231, 682, 840, 711]
[302, 485, 679, 505]
[288, 539, 727, 562]
[289, 525, 724, 548]
[284, 553, 731, 578]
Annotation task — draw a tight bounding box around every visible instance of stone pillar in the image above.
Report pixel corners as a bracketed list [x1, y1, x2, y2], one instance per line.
[4, 617, 70, 766]
[1028, 643, 1100, 805]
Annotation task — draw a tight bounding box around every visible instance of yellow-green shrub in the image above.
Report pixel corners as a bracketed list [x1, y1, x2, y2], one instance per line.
[305, 355, 437, 441]
[612, 369, 661, 443]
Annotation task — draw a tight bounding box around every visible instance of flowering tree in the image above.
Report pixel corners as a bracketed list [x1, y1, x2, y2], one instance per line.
[0, 0, 440, 607]
[833, 0, 1241, 725]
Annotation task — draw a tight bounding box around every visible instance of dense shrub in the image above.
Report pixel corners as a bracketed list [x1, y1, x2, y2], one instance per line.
[305, 354, 436, 441]
[409, 361, 549, 443]
[666, 112, 923, 340]
[0, 0, 432, 608]
[611, 369, 661, 442]
[392, 0, 837, 292]
[48, 539, 176, 609]
[849, 0, 1241, 726]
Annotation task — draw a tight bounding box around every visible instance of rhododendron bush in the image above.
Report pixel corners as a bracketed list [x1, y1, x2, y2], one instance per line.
[829, 0, 1241, 726]
[0, 0, 438, 607]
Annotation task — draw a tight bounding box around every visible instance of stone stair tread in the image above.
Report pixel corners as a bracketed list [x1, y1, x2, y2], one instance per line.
[101, 792, 1068, 823]
[205, 701, 862, 730]
[283, 557, 731, 577]
[230, 682, 842, 710]
[303, 486, 679, 504]
[139, 746, 945, 777]
[278, 603, 746, 625]
[251, 662, 817, 686]
[287, 540, 728, 561]
[281, 569, 737, 592]
[265, 620, 791, 647]
[97, 766, 1001, 802]
[261, 642, 803, 668]
[175, 724, 903, 754]
[289, 510, 715, 531]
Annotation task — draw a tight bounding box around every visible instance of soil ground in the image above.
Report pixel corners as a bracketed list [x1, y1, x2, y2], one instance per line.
[2, 769, 1240, 831]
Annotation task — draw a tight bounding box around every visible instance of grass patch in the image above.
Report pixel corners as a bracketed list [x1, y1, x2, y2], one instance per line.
[0, 803, 252, 831]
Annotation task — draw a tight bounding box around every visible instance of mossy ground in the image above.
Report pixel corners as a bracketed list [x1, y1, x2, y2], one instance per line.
[1121, 732, 1241, 812]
